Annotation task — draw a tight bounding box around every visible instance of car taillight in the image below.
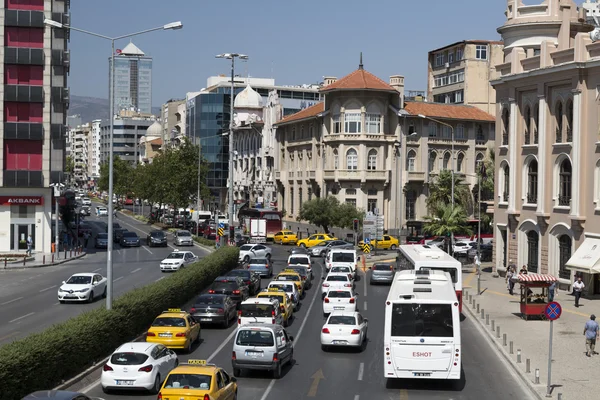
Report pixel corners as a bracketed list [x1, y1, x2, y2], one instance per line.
[233, 290, 241, 294]
[272, 310, 276, 316]
[238, 310, 242, 316]
[324, 298, 330, 303]
[175, 332, 186, 337]
[103, 364, 113, 371]
[322, 327, 330, 334]
[138, 364, 153, 372]
[146, 332, 156, 337]
[157, 393, 163, 400]
[204, 394, 210, 400]
[323, 283, 330, 287]
[190, 308, 196, 313]
[217, 308, 224, 314]
[273, 353, 278, 362]
[349, 298, 355, 304]
[232, 351, 237, 360]
[280, 305, 285, 312]
[246, 280, 252, 285]
[208, 289, 215, 294]
[351, 329, 360, 335]
[344, 283, 352, 287]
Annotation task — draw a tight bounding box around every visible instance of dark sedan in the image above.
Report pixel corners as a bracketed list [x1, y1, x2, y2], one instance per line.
[95, 233, 109, 249]
[189, 294, 237, 328]
[146, 230, 168, 247]
[113, 228, 127, 243]
[22, 390, 94, 400]
[207, 276, 249, 305]
[225, 269, 261, 295]
[120, 231, 141, 247]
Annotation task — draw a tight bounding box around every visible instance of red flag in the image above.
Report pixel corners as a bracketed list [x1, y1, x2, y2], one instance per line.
[116, 49, 122, 55]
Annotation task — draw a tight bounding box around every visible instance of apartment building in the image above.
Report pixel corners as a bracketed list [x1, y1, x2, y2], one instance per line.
[99, 110, 156, 166]
[68, 123, 91, 187]
[427, 40, 504, 114]
[160, 98, 185, 148]
[89, 119, 101, 180]
[491, 0, 600, 293]
[0, 0, 70, 253]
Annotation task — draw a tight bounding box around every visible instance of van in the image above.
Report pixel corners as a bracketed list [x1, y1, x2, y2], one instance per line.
[327, 249, 358, 276]
[238, 297, 284, 326]
[287, 254, 313, 279]
[232, 323, 294, 379]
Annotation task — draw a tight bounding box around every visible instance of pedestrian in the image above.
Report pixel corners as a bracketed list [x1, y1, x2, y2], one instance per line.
[520, 265, 528, 274]
[506, 266, 515, 295]
[83, 231, 90, 248]
[26, 234, 32, 256]
[573, 276, 585, 307]
[549, 281, 557, 302]
[584, 314, 599, 357]
[474, 253, 481, 275]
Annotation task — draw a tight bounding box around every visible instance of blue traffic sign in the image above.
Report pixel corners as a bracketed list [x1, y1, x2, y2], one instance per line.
[218, 222, 224, 229]
[364, 238, 371, 244]
[544, 302, 562, 321]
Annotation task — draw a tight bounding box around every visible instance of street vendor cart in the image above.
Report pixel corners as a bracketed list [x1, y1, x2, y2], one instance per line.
[514, 273, 558, 320]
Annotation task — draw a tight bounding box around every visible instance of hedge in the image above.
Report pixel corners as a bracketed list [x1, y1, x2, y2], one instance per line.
[194, 235, 218, 248]
[0, 246, 239, 400]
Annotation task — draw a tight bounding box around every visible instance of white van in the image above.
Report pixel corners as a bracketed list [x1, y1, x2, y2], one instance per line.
[238, 297, 283, 326]
[326, 249, 358, 277]
[287, 254, 313, 279]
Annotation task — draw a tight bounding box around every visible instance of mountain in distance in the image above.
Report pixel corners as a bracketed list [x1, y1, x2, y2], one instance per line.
[69, 95, 161, 124]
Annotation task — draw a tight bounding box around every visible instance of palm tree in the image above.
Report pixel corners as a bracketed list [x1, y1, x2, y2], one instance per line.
[423, 202, 473, 253]
[426, 170, 473, 214]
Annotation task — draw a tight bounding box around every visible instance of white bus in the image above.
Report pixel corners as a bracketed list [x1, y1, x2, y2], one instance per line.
[384, 269, 461, 382]
[397, 245, 463, 311]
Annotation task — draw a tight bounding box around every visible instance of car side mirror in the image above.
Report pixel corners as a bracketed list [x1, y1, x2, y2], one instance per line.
[289, 335, 294, 341]
[231, 377, 237, 383]
[62, 281, 66, 284]
[321, 276, 325, 280]
[364, 318, 369, 323]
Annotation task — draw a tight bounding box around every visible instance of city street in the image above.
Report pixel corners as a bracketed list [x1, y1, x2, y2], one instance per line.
[79, 244, 534, 400]
[0, 204, 210, 346]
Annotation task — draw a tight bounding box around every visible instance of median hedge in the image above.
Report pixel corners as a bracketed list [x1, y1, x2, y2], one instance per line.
[0, 246, 238, 400]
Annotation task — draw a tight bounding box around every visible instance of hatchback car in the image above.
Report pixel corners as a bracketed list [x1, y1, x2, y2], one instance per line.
[95, 233, 109, 249]
[207, 276, 250, 305]
[189, 294, 237, 328]
[120, 232, 141, 247]
[225, 269, 261, 295]
[369, 262, 395, 285]
[174, 230, 194, 246]
[247, 258, 273, 278]
[146, 230, 167, 247]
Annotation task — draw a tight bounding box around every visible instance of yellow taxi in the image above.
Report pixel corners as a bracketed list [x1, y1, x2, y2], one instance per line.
[257, 287, 293, 326]
[359, 234, 399, 250]
[275, 270, 304, 297]
[273, 230, 298, 245]
[158, 359, 237, 400]
[281, 267, 309, 290]
[146, 309, 201, 353]
[297, 233, 337, 248]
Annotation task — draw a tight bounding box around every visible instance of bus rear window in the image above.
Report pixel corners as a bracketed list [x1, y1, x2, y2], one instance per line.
[390, 304, 454, 337]
[420, 267, 457, 283]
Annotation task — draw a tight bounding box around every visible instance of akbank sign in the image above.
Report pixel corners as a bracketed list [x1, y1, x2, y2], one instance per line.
[0, 196, 44, 206]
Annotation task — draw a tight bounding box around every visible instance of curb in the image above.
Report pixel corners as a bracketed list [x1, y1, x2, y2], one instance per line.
[463, 288, 545, 400]
[2, 253, 86, 270]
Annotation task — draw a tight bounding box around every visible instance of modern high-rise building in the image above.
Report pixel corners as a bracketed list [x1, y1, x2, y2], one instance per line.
[110, 42, 152, 114]
[99, 110, 156, 166]
[89, 119, 101, 180]
[0, 0, 70, 253]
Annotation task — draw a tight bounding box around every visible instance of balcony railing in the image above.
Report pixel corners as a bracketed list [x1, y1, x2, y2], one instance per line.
[566, 128, 573, 143]
[533, 130, 539, 144]
[526, 192, 537, 204]
[524, 130, 530, 145]
[503, 192, 509, 202]
[555, 127, 562, 143]
[558, 195, 571, 206]
[407, 171, 426, 181]
[502, 133, 508, 146]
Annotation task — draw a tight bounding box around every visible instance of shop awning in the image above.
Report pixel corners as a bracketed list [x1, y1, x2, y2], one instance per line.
[565, 238, 600, 274]
[516, 273, 557, 283]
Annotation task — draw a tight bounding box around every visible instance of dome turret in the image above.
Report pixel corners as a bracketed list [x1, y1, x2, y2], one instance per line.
[234, 84, 263, 108]
[146, 120, 162, 137]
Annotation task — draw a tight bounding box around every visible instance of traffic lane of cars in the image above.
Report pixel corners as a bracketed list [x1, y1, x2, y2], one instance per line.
[83, 245, 324, 400]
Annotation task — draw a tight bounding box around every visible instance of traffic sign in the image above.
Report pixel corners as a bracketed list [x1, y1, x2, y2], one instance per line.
[364, 238, 371, 244]
[361, 243, 371, 253]
[544, 302, 562, 320]
[217, 228, 224, 237]
[218, 222, 225, 229]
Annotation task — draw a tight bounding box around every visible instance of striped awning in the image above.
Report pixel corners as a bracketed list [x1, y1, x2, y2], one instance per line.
[517, 273, 558, 283]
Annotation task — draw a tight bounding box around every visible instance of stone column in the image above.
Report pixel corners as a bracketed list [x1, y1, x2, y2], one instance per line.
[536, 95, 547, 215]
[570, 89, 582, 217]
[508, 99, 518, 212]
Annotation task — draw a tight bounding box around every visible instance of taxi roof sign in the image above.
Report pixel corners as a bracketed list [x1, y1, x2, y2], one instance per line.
[262, 287, 285, 293]
[187, 359, 207, 365]
[167, 308, 183, 313]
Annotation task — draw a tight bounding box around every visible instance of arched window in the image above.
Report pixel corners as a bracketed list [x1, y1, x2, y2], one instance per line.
[527, 159, 538, 204]
[524, 106, 531, 145]
[443, 152, 451, 170]
[428, 151, 437, 172]
[533, 103, 539, 144]
[559, 158, 572, 206]
[346, 148, 358, 170]
[333, 149, 339, 169]
[566, 99, 573, 142]
[527, 230, 539, 273]
[555, 102, 563, 143]
[456, 153, 464, 172]
[503, 165, 510, 202]
[407, 150, 416, 172]
[502, 107, 510, 145]
[558, 235, 572, 280]
[475, 153, 484, 171]
[367, 149, 377, 170]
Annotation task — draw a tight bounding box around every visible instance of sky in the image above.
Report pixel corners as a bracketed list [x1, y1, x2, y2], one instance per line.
[68, 0, 508, 106]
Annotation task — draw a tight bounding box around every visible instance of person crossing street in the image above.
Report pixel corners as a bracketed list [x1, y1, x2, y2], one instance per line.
[584, 314, 599, 357]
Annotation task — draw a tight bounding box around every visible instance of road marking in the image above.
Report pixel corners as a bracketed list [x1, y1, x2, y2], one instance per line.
[357, 362, 364, 381]
[116, 250, 121, 255]
[463, 270, 476, 287]
[155, 276, 165, 282]
[207, 328, 238, 363]
[53, 302, 60, 305]
[307, 368, 325, 397]
[93, 268, 102, 272]
[400, 389, 409, 400]
[354, 396, 360, 400]
[114, 276, 124, 282]
[142, 246, 153, 255]
[364, 301, 368, 311]
[1, 296, 23, 305]
[0, 331, 20, 342]
[39, 285, 57, 293]
[259, 381, 277, 400]
[9, 312, 35, 323]
[363, 270, 367, 297]
[130, 268, 142, 274]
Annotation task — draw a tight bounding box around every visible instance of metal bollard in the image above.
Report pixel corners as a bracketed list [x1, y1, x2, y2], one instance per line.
[481, 309, 485, 319]
[503, 333, 507, 346]
[23, 256, 26, 266]
[52, 254, 54, 263]
[43, 255, 45, 265]
[557, 393, 562, 400]
[476, 303, 480, 313]
[486, 314, 490, 325]
[517, 349, 522, 363]
[491, 320, 495, 331]
[526, 359, 531, 373]
[496, 326, 500, 338]
[4, 257, 6, 268]
[510, 341, 514, 354]
[70, 250, 72, 258]
[535, 368, 540, 384]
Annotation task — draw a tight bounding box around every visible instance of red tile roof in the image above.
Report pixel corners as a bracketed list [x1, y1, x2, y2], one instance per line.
[276, 102, 325, 125]
[404, 102, 495, 122]
[320, 68, 396, 93]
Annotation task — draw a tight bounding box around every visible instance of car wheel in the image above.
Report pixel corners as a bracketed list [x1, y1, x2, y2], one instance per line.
[102, 386, 110, 394]
[244, 255, 250, 263]
[222, 318, 229, 329]
[390, 244, 397, 250]
[186, 339, 193, 353]
[233, 367, 242, 377]
[321, 344, 328, 352]
[273, 362, 282, 379]
[266, 253, 271, 260]
[150, 374, 161, 394]
[102, 287, 107, 298]
[88, 291, 94, 303]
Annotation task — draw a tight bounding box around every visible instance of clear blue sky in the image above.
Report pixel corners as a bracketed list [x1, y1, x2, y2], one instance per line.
[68, 0, 507, 106]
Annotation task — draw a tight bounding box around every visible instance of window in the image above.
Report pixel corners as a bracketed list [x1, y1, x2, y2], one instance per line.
[332, 114, 341, 133]
[475, 153, 484, 171]
[367, 198, 377, 213]
[558, 235, 572, 280]
[527, 231, 539, 273]
[503, 165, 510, 202]
[555, 102, 563, 143]
[448, 52, 454, 64]
[290, 188, 294, 215]
[366, 113, 381, 134]
[443, 153, 451, 170]
[533, 103, 539, 144]
[4, 139, 42, 170]
[456, 124, 465, 139]
[344, 113, 361, 133]
[524, 106, 531, 145]
[299, 188, 303, 209]
[527, 160, 538, 204]
[475, 45, 488, 60]
[368, 189, 377, 196]
[346, 198, 356, 207]
[346, 189, 357, 195]
[405, 191, 416, 220]
[407, 150, 416, 172]
[6, 0, 45, 10]
[4, 102, 43, 123]
[559, 159, 572, 206]
[346, 149, 358, 170]
[367, 149, 377, 170]
[333, 149, 339, 169]
[441, 125, 451, 139]
[566, 100, 573, 142]
[456, 153, 464, 172]
[428, 122, 437, 137]
[502, 108, 510, 146]
[4, 27, 44, 48]
[456, 47, 463, 61]
[435, 53, 445, 67]
[476, 124, 485, 142]
[5, 65, 43, 86]
[428, 151, 437, 172]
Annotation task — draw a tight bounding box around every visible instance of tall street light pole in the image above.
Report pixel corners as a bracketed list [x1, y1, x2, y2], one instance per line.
[44, 19, 183, 310]
[216, 53, 248, 243]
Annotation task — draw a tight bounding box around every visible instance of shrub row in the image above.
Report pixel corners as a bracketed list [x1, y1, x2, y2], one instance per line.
[194, 235, 218, 248]
[0, 246, 239, 400]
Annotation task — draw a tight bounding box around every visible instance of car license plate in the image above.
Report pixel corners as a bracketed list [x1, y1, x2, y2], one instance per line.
[334, 306, 344, 310]
[158, 333, 172, 337]
[245, 351, 263, 357]
[332, 340, 348, 345]
[116, 380, 134, 385]
[200, 318, 212, 322]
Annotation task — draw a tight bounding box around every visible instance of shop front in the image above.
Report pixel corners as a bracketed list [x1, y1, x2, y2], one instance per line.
[566, 236, 600, 296]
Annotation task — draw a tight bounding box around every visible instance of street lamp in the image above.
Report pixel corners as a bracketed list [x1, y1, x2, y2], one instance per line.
[45, 19, 183, 310]
[215, 53, 248, 243]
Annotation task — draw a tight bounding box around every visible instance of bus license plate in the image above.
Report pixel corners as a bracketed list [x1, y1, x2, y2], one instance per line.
[413, 372, 431, 377]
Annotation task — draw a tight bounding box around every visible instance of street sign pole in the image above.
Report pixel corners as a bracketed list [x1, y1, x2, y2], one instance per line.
[544, 301, 561, 398]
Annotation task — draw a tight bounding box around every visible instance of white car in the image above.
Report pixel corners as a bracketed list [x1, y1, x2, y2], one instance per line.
[320, 311, 368, 351]
[321, 273, 353, 297]
[287, 254, 313, 278]
[328, 265, 354, 281]
[97, 206, 108, 216]
[323, 288, 357, 316]
[173, 230, 194, 246]
[57, 273, 107, 303]
[453, 241, 470, 255]
[160, 250, 198, 272]
[239, 244, 272, 263]
[82, 197, 91, 206]
[101, 342, 178, 394]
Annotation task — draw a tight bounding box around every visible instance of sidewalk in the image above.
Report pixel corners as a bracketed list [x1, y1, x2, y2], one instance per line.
[0, 250, 86, 269]
[462, 269, 599, 399]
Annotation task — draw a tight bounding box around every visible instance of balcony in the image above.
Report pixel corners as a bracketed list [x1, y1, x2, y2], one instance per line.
[296, 171, 303, 178]
[4, 122, 43, 140]
[558, 195, 571, 207]
[323, 169, 388, 182]
[406, 171, 426, 182]
[51, 49, 70, 68]
[4, 48, 44, 66]
[4, 171, 44, 187]
[4, 10, 44, 28]
[51, 124, 67, 140]
[288, 171, 294, 179]
[526, 192, 537, 204]
[4, 85, 44, 103]
[51, 12, 71, 26]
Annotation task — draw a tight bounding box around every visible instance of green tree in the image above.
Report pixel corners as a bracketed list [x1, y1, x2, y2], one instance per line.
[423, 202, 472, 253]
[426, 170, 473, 214]
[97, 156, 134, 197]
[335, 202, 365, 230]
[297, 196, 363, 233]
[65, 156, 74, 174]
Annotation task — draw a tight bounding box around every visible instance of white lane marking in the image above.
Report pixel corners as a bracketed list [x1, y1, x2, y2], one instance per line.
[357, 362, 364, 381]
[116, 250, 121, 255]
[9, 312, 35, 323]
[354, 395, 360, 400]
[114, 276, 124, 282]
[39, 285, 57, 293]
[259, 259, 325, 400]
[142, 246, 153, 254]
[130, 268, 142, 274]
[363, 269, 367, 297]
[155, 276, 164, 282]
[1, 296, 24, 305]
[53, 302, 60, 305]
[364, 301, 368, 311]
[207, 328, 238, 363]
[93, 268, 102, 272]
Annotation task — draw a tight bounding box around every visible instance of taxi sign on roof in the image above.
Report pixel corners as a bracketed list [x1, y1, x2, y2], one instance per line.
[187, 359, 207, 365]
[167, 308, 183, 313]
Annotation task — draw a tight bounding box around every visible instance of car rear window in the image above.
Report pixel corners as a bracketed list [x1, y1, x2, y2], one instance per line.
[332, 253, 354, 263]
[327, 290, 352, 298]
[330, 267, 351, 273]
[289, 257, 308, 264]
[249, 259, 268, 265]
[212, 282, 237, 290]
[110, 352, 149, 365]
[97, 233, 108, 239]
[227, 270, 250, 279]
[373, 263, 394, 271]
[327, 275, 348, 282]
[328, 316, 356, 325]
[241, 303, 275, 317]
[152, 317, 186, 327]
[236, 329, 275, 346]
[164, 373, 211, 390]
[269, 284, 291, 292]
[259, 294, 285, 304]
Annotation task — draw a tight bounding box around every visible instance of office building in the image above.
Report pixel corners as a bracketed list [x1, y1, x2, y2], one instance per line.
[110, 42, 152, 114]
[0, 0, 70, 252]
[160, 98, 185, 148]
[99, 110, 156, 165]
[67, 123, 91, 187]
[89, 119, 101, 181]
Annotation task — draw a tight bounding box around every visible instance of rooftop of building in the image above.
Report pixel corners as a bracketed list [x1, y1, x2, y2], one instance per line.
[404, 101, 495, 122]
[428, 39, 504, 54]
[119, 42, 145, 56]
[320, 54, 397, 93]
[275, 102, 325, 125]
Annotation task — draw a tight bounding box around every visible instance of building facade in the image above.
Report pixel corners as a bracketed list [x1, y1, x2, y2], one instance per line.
[139, 120, 162, 164]
[427, 40, 504, 114]
[491, 0, 600, 292]
[89, 119, 101, 180]
[110, 42, 152, 114]
[0, 0, 70, 253]
[99, 110, 156, 165]
[160, 98, 185, 148]
[68, 123, 91, 187]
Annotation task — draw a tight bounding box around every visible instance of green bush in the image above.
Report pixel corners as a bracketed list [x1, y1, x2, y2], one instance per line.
[194, 235, 218, 248]
[0, 247, 239, 400]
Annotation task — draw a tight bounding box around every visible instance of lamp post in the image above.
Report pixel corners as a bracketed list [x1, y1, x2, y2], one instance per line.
[216, 53, 248, 244]
[44, 19, 183, 310]
[50, 183, 65, 258]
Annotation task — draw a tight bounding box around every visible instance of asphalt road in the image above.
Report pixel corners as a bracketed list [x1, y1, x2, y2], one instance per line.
[81, 244, 534, 400]
[0, 203, 210, 346]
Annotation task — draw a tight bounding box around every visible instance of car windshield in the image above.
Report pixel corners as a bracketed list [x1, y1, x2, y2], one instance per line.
[227, 270, 250, 279]
[327, 275, 348, 282]
[151, 232, 165, 238]
[373, 263, 394, 271]
[236, 330, 275, 347]
[110, 352, 149, 365]
[164, 373, 212, 390]
[241, 303, 275, 317]
[289, 257, 308, 265]
[269, 284, 291, 292]
[240, 245, 253, 251]
[260, 294, 285, 304]
[97, 233, 108, 239]
[166, 253, 185, 259]
[123, 232, 137, 238]
[330, 267, 351, 273]
[195, 296, 224, 305]
[327, 290, 352, 298]
[178, 231, 191, 237]
[151, 317, 186, 327]
[328, 316, 356, 325]
[332, 253, 354, 263]
[66, 275, 91, 285]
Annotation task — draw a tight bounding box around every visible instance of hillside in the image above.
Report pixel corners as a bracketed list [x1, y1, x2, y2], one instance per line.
[69, 95, 161, 123]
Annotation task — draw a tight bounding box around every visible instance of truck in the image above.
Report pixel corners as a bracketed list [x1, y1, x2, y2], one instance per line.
[249, 218, 267, 243]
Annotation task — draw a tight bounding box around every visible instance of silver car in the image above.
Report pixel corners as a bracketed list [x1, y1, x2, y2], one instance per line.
[369, 262, 395, 285]
[248, 258, 273, 278]
[174, 230, 194, 246]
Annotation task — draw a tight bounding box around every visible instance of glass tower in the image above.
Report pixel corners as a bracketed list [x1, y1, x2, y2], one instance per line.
[109, 42, 152, 114]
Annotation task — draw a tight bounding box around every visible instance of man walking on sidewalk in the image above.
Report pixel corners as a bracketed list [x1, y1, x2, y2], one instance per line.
[573, 276, 585, 307]
[584, 314, 599, 357]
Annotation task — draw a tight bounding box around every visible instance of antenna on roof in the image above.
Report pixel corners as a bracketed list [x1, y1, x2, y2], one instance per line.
[359, 52, 364, 70]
